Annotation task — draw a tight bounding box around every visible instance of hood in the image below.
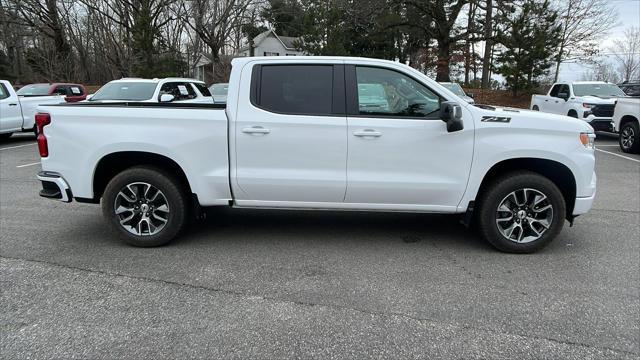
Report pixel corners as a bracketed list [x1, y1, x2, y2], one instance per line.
[475, 105, 593, 133]
[580, 95, 619, 103]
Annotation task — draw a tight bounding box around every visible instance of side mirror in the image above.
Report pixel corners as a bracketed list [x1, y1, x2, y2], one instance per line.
[160, 94, 175, 103]
[439, 101, 464, 132]
[557, 92, 569, 100]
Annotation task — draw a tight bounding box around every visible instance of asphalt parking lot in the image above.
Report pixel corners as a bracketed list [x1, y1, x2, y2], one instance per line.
[1, 133, 638, 359]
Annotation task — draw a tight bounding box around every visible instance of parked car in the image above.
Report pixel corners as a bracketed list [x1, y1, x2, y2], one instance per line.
[0, 80, 67, 139]
[530, 81, 628, 132]
[618, 81, 640, 97]
[17, 83, 87, 102]
[439, 82, 475, 104]
[89, 78, 212, 103]
[612, 97, 640, 153]
[35, 56, 596, 253]
[209, 83, 228, 104]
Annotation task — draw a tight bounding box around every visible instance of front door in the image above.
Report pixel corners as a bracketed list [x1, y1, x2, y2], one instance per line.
[234, 63, 347, 203]
[344, 65, 474, 210]
[0, 83, 22, 132]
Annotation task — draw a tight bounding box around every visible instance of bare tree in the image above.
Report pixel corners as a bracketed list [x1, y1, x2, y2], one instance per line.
[610, 27, 640, 82]
[552, 0, 617, 82]
[180, 0, 256, 83]
[582, 61, 621, 83]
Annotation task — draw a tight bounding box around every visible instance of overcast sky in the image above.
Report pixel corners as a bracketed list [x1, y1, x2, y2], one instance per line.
[558, 0, 640, 82]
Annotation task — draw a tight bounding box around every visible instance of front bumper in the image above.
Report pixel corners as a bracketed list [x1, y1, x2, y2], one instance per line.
[37, 171, 72, 203]
[584, 116, 614, 132]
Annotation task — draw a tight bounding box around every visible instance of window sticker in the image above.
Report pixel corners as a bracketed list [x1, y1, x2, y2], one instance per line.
[70, 86, 81, 94]
[177, 85, 189, 95]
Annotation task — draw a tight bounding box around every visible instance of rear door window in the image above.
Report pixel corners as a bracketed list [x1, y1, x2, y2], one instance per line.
[52, 86, 68, 95]
[254, 65, 334, 115]
[68, 86, 84, 95]
[549, 85, 560, 97]
[192, 82, 211, 97]
[159, 82, 197, 101]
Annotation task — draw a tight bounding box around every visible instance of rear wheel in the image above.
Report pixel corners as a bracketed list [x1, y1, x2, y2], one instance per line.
[619, 121, 640, 154]
[532, 105, 539, 111]
[477, 171, 566, 253]
[102, 166, 188, 247]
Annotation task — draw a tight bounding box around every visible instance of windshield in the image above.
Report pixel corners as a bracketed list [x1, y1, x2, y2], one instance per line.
[209, 83, 228, 96]
[441, 83, 466, 97]
[16, 84, 50, 96]
[90, 82, 156, 101]
[573, 83, 627, 97]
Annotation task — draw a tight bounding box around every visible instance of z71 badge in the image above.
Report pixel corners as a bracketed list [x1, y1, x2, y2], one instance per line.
[481, 116, 511, 123]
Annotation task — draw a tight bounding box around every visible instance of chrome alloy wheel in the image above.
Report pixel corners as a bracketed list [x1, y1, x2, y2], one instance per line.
[495, 188, 553, 243]
[621, 126, 635, 150]
[114, 182, 170, 236]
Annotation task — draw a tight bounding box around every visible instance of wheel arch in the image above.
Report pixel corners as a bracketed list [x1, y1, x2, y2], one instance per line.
[90, 151, 193, 203]
[620, 115, 639, 129]
[475, 158, 577, 218]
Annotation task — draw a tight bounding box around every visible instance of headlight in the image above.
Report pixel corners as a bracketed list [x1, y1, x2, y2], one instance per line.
[582, 103, 597, 109]
[580, 132, 596, 149]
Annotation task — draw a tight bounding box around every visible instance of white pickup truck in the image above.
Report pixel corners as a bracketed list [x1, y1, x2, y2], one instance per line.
[35, 57, 597, 253]
[0, 80, 65, 139]
[88, 78, 212, 103]
[612, 97, 640, 153]
[530, 81, 628, 132]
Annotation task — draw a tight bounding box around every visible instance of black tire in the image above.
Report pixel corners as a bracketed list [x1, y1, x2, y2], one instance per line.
[476, 171, 566, 253]
[532, 105, 539, 111]
[619, 121, 640, 154]
[0, 133, 13, 140]
[568, 110, 578, 118]
[101, 166, 188, 247]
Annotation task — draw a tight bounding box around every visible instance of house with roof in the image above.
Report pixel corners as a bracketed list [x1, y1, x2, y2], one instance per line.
[192, 30, 304, 84]
[238, 29, 304, 57]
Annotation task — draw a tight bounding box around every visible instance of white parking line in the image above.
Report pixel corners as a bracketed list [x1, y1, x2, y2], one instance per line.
[16, 162, 41, 168]
[595, 148, 640, 163]
[0, 143, 36, 151]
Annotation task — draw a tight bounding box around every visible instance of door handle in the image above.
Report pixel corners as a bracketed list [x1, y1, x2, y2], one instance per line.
[8, 103, 17, 106]
[353, 129, 382, 137]
[544, 99, 548, 102]
[242, 126, 270, 134]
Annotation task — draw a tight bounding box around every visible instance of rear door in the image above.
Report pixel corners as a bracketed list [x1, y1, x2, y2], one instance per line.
[343, 64, 474, 210]
[233, 62, 347, 203]
[0, 82, 23, 132]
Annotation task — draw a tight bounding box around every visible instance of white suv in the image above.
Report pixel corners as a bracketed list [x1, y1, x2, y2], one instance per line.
[88, 78, 213, 103]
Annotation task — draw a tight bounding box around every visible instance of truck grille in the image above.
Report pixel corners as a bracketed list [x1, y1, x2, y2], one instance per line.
[591, 104, 614, 117]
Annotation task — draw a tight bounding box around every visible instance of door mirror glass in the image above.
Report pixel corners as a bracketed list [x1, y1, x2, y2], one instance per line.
[160, 94, 175, 103]
[557, 92, 569, 100]
[439, 101, 464, 132]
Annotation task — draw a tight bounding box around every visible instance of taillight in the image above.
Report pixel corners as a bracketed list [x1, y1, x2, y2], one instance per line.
[35, 113, 51, 157]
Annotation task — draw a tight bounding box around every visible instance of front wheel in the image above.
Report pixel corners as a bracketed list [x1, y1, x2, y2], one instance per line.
[477, 171, 566, 253]
[0, 133, 13, 140]
[102, 166, 188, 247]
[619, 121, 640, 154]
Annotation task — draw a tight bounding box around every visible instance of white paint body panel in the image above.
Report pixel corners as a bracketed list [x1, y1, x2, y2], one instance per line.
[37, 56, 596, 217]
[612, 97, 640, 132]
